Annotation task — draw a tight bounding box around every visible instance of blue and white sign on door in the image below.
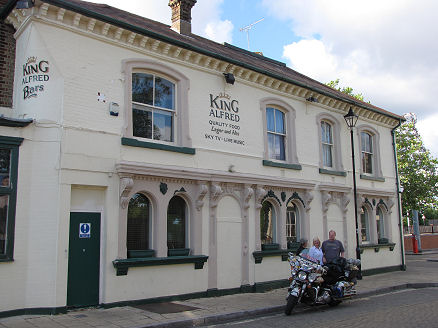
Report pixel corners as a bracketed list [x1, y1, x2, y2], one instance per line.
[79, 223, 91, 238]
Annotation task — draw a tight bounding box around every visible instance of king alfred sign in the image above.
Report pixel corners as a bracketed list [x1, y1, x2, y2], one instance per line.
[205, 92, 245, 146]
[22, 56, 50, 100]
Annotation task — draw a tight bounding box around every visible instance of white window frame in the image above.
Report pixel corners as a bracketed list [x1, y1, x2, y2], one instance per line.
[122, 59, 191, 148]
[167, 195, 190, 250]
[127, 192, 153, 253]
[132, 72, 176, 142]
[316, 113, 344, 173]
[260, 98, 299, 166]
[360, 206, 371, 243]
[286, 201, 299, 243]
[357, 125, 383, 180]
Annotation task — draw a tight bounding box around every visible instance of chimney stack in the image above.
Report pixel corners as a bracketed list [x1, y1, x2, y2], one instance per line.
[168, 0, 197, 35]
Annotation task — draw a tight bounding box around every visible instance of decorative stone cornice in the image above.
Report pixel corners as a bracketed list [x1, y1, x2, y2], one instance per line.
[5, 4, 400, 128]
[115, 161, 316, 190]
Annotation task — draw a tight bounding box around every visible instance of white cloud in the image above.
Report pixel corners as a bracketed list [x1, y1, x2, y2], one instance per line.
[192, 0, 233, 43]
[418, 115, 438, 160]
[204, 20, 233, 43]
[263, 0, 438, 157]
[283, 39, 337, 83]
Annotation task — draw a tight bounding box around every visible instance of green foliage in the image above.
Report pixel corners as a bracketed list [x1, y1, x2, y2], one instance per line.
[424, 208, 438, 221]
[396, 113, 438, 215]
[326, 79, 364, 101]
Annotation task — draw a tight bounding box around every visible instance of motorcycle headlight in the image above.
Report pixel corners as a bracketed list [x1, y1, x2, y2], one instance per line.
[308, 272, 318, 283]
[297, 271, 307, 281]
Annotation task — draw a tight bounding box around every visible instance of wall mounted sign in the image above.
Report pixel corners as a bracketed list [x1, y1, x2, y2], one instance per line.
[205, 92, 245, 146]
[79, 223, 91, 238]
[22, 56, 50, 100]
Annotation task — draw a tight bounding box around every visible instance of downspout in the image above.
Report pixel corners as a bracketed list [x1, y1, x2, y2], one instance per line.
[391, 118, 406, 270]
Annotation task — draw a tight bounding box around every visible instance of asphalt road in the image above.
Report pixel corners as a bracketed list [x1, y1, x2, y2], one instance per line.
[207, 287, 438, 328]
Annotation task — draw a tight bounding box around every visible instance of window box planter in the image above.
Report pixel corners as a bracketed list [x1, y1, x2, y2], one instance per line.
[127, 249, 155, 258]
[261, 243, 280, 251]
[168, 248, 190, 256]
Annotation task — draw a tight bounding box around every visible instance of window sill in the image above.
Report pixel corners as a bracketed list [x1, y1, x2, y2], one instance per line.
[0, 116, 33, 127]
[112, 255, 208, 275]
[360, 174, 385, 182]
[319, 168, 347, 177]
[359, 242, 395, 253]
[121, 137, 195, 155]
[262, 160, 302, 170]
[253, 249, 292, 264]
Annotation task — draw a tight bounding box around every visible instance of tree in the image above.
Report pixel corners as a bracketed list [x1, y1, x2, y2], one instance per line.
[326, 79, 365, 101]
[396, 113, 438, 216]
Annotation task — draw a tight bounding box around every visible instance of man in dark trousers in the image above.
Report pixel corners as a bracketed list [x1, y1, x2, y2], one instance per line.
[322, 230, 344, 264]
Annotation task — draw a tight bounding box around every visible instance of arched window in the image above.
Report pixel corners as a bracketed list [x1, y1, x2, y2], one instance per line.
[266, 107, 286, 160]
[286, 202, 299, 243]
[167, 196, 187, 250]
[361, 132, 373, 174]
[132, 73, 175, 142]
[321, 121, 333, 167]
[360, 206, 370, 242]
[260, 201, 276, 244]
[376, 206, 385, 240]
[127, 193, 151, 252]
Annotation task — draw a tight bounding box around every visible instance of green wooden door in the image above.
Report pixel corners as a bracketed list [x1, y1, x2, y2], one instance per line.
[67, 212, 101, 307]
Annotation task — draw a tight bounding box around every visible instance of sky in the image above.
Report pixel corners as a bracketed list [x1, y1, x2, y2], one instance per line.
[92, 0, 438, 158]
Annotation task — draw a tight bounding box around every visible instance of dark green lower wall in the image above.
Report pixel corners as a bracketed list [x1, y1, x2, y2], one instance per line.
[0, 307, 67, 319]
[362, 265, 404, 276]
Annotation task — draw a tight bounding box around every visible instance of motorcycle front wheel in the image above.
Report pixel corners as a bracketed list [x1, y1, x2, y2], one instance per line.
[284, 295, 298, 315]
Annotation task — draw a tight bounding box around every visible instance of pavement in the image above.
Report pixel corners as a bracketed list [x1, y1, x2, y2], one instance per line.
[1, 251, 438, 328]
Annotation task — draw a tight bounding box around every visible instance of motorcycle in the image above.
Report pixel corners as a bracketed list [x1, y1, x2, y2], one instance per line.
[285, 252, 360, 315]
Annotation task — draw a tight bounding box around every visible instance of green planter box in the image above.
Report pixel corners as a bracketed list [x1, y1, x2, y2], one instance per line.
[127, 249, 155, 258]
[261, 243, 280, 251]
[168, 248, 190, 256]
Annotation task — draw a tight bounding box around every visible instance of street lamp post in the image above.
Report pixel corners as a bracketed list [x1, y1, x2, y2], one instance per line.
[344, 107, 361, 263]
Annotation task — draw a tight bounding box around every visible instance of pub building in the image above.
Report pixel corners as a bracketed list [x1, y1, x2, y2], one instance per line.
[0, 0, 405, 315]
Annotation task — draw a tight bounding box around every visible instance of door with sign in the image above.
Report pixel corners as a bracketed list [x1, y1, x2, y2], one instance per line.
[67, 212, 101, 307]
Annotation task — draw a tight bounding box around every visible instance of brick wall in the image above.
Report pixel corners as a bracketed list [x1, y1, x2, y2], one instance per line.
[404, 234, 438, 251]
[0, 0, 16, 108]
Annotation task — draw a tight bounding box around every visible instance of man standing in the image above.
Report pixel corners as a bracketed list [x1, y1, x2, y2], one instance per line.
[322, 230, 344, 263]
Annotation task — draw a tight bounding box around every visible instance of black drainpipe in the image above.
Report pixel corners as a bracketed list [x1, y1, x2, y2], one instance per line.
[391, 118, 406, 270]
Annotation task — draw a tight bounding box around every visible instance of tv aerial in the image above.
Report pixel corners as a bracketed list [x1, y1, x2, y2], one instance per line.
[239, 18, 264, 51]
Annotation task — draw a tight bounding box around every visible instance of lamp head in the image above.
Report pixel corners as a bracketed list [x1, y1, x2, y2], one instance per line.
[223, 73, 235, 85]
[344, 107, 358, 128]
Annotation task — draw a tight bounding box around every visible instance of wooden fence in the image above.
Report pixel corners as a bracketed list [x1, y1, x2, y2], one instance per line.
[403, 225, 437, 234]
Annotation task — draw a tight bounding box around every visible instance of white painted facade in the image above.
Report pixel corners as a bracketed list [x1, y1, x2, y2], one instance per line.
[0, 1, 404, 313]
